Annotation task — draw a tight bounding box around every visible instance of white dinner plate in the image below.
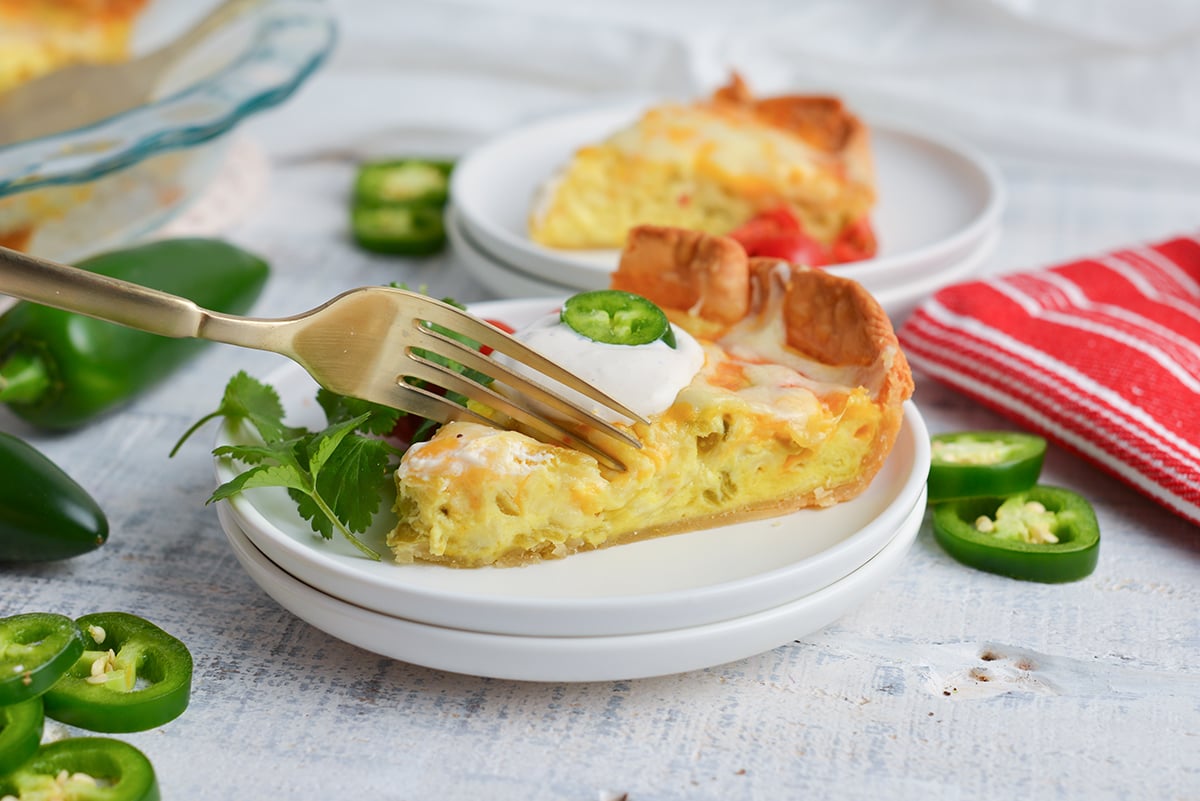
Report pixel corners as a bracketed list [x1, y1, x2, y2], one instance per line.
[215, 299, 930, 638]
[870, 227, 999, 323]
[448, 205, 599, 295]
[219, 491, 925, 682]
[450, 206, 998, 323]
[451, 103, 1004, 292]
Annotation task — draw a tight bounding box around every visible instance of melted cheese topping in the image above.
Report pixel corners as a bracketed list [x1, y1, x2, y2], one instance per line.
[719, 262, 893, 397]
[605, 105, 830, 191]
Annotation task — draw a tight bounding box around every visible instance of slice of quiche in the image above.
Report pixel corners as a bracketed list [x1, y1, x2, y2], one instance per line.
[528, 74, 876, 253]
[386, 225, 913, 568]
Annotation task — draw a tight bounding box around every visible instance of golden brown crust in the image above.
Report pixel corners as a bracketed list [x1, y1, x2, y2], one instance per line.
[612, 225, 751, 326]
[613, 224, 914, 523]
[709, 73, 874, 187]
[617, 224, 913, 404]
[744, 257, 914, 407]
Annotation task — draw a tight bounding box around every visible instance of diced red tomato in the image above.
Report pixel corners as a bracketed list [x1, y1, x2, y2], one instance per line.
[831, 217, 877, 264]
[387, 383, 445, 443]
[740, 233, 829, 267]
[729, 206, 803, 242]
[479, 318, 516, 356]
[729, 207, 829, 267]
[728, 207, 877, 267]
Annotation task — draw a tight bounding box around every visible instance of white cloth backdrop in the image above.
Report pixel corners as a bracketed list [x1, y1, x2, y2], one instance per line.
[245, 0, 1200, 186]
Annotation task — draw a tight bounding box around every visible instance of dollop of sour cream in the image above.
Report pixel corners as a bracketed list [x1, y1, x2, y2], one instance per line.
[495, 312, 705, 422]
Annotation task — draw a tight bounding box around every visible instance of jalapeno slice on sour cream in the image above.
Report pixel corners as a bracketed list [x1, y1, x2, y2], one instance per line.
[560, 290, 676, 348]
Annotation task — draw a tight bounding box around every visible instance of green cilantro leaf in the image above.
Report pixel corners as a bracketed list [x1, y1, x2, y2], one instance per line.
[312, 434, 394, 532]
[170, 371, 296, 455]
[174, 282, 480, 562]
[316, 388, 402, 436]
[282, 414, 394, 544]
[211, 463, 311, 500]
[176, 372, 411, 561]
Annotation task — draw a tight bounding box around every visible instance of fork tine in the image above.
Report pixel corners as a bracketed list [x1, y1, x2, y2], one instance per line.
[377, 381, 497, 428]
[411, 325, 642, 450]
[407, 295, 649, 425]
[384, 359, 633, 472]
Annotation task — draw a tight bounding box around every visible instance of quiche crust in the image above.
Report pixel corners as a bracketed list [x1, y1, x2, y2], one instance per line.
[528, 74, 876, 250]
[388, 227, 913, 568]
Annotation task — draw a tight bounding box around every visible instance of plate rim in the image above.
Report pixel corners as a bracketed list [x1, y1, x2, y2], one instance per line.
[449, 205, 1000, 318]
[220, 392, 928, 634]
[450, 102, 1005, 290]
[220, 492, 925, 682]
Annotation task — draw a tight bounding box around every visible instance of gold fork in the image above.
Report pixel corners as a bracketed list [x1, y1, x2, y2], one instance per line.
[0, 246, 644, 469]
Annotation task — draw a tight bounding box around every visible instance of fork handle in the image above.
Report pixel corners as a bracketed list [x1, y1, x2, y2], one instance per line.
[0, 245, 211, 338]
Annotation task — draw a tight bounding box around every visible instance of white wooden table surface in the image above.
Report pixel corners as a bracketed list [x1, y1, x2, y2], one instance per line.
[3, 2, 1199, 798]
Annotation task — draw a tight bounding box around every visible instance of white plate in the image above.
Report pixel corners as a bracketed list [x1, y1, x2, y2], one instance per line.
[870, 227, 998, 324]
[451, 103, 1004, 292]
[217, 299, 930, 637]
[451, 206, 998, 322]
[449, 205, 589, 296]
[219, 491, 925, 682]
[215, 299, 930, 637]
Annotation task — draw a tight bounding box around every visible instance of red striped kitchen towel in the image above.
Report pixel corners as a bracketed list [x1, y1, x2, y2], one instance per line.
[898, 234, 1200, 527]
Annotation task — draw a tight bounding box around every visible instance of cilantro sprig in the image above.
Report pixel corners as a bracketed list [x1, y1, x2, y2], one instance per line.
[172, 372, 406, 561]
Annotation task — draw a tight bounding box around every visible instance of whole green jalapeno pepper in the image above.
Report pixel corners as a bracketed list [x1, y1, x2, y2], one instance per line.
[560, 290, 677, 348]
[0, 238, 269, 430]
[0, 434, 108, 562]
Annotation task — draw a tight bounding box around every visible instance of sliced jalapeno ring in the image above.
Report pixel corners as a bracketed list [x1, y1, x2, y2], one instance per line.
[0, 612, 84, 706]
[928, 431, 1047, 502]
[354, 159, 454, 206]
[0, 737, 159, 801]
[0, 697, 44, 775]
[351, 203, 447, 255]
[561, 290, 676, 348]
[43, 612, 193, 733]
[932, 485, 1100, 583]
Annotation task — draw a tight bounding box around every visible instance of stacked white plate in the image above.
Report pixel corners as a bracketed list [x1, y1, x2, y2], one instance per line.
[449, 104, 1005, 322]
[214, 299, 933, 682]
